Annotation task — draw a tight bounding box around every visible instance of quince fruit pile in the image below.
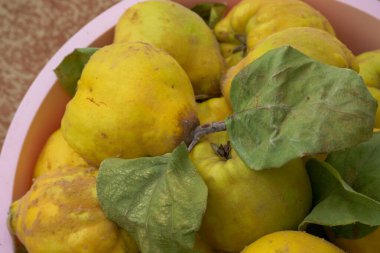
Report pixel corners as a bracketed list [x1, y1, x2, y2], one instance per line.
[8, 0, 380, 253]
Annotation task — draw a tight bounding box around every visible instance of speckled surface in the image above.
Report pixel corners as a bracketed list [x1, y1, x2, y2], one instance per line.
[0, 0, 119, 149]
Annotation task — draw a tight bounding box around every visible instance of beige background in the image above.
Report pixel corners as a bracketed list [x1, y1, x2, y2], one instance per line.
[0, 0, 119, 149]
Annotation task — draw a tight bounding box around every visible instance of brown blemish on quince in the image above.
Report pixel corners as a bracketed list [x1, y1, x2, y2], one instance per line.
[175, 109, 199, 146]
[86, 97, 106, 107]
[128, 9, 139, 24]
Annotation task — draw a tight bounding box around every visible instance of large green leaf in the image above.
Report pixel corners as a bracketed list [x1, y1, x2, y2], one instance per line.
[300, 157, 380, 239]
[191, 3, 227, 29]
[226, 46, 376, 170]
[96, 143, 208, 253]
[54, 48, 98, 96]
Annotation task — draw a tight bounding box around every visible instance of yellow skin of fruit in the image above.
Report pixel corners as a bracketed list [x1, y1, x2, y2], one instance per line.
[8, 166, 138, 253]
[114, 0, 225, 97]
[367, 87, 380, 128]
[241, 231, 345, 253]
[196, 97, 232, 125]
[222, 27, 358, 105]
[357, 49, 380, 88]
[61, 42, 199, 166]
[327, 227, 380, 253]
[220, 42, 245, 68]
[33, 129, 88, 178]
[190, 134, 312, 252]
[220, 43, 239, 59]
[214, 0, 335, 66]
[196, 97, 232, 143]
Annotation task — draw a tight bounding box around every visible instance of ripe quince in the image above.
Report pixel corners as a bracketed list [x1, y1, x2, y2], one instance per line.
[61, 42, 199, 166]
[8, 166, 138, 253]
[241, 231, 345, 253]
[196, 97, 232, 125]
[214, 0, 335, 66]
[114, 0, 225, 97]
[222, 27, 358, 105]
[356, 49, 380, 88]
[33, 129, 87, 178]
[190, 133, 312, 252]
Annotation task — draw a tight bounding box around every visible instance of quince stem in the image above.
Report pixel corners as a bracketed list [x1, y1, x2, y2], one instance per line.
[188, 121, 226, 151]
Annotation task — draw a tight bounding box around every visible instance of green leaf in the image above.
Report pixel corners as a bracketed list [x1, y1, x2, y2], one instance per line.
[54, 48, 98, 96]
[96, 143, 208, 253]
[191, 3, 227, 29]
[300, 158, 380, 239]
[326, 132, 380, 202]
[330, 224, 377, 239]
[325, 131, 380, 238]
[226, 46, 376, 170]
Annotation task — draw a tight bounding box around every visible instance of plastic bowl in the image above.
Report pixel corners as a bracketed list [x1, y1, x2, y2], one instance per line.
[1, 0, 379, 252]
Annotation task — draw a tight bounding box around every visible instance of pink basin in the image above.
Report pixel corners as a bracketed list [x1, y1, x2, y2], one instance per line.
[1, 0, 380, 252]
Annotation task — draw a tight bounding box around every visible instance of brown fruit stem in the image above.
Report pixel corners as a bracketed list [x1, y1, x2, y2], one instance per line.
[234, 34, 247, 56]
[187, 121, 226, 151]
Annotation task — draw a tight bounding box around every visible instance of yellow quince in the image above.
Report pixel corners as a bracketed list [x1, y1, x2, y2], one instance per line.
[8, 166, 138, 253]
[214, 0, 335, 66]
[33, 128, 88, 178]
[242, 231, 345, 253]
[114, 0, 225, 97]
[222, 27, 358, 105]
[190, 133, 312, 252]
[357, 49, 380, 88]
[61, 42, 199, 166]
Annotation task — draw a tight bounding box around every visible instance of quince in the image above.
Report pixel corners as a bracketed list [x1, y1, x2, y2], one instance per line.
[222, 27, 358, 105]
[241, 231, 344, 253]
[214, 0, 335, 66]
[61, 42, 199, 166]
[114, 0, 225, 97]
[220, 41, 246, 68]
[357, 49, 380, 88]
[190, 133, 312, 252]
[33, 128, 87, 178]
[196, 97, 232, 125]
[8, 166, 138, 253]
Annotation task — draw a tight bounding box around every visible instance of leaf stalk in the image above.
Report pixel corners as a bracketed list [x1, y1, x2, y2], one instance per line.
[188, 121, 226, 151]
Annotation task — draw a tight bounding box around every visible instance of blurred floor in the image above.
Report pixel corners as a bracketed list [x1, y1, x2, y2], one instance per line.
[0, 0, 118, 149]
